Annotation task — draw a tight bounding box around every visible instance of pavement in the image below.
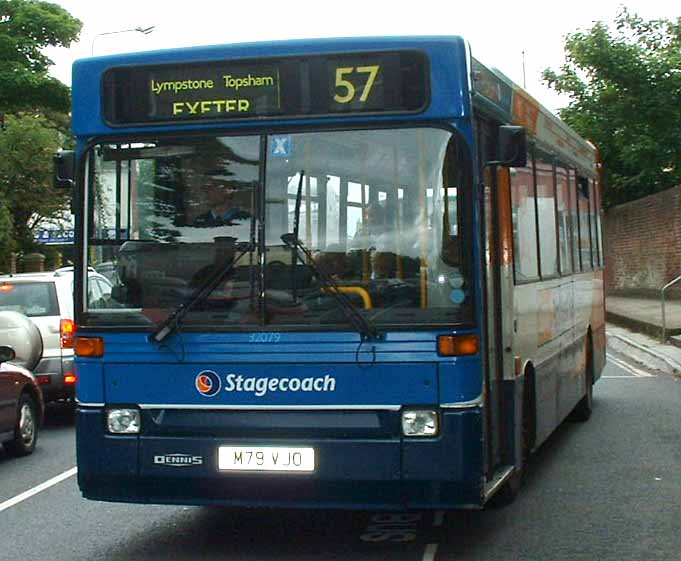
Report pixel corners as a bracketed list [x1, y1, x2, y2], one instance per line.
[606, 294, 681, 376]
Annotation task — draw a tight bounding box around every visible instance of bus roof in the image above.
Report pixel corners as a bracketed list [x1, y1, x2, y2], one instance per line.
[71, 35, 596, 173]
[72, 36, 470, 137]
[471, 58, 596, 173]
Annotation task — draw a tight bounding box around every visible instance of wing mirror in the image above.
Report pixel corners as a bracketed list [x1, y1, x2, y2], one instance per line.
[0, 345, 16, 364]
[54, 150, 75, 189]
[486, 126, 527, 168]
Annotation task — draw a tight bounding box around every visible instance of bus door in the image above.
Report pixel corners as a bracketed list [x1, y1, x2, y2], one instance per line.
[476, 117, 511, 476]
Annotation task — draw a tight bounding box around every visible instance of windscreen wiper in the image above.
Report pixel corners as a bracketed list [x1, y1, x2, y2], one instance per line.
[290, 169, 305, 302]
[280, 233, 381, 342]
[149, 242, 253, 344]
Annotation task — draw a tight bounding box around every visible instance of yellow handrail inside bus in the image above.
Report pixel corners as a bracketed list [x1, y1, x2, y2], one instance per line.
[321, 286, 373, 309]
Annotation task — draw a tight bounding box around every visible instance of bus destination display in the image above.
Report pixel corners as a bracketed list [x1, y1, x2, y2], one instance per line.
[103, 51, 428, 125]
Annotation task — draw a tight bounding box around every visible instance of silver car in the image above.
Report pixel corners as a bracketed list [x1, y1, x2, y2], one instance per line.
[0, 268, 112, 403]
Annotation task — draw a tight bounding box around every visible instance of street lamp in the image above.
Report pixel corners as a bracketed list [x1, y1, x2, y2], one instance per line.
[91, 26, 155, 56]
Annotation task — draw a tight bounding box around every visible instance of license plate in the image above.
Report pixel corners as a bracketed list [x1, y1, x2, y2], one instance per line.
[218, 446, 315, 472]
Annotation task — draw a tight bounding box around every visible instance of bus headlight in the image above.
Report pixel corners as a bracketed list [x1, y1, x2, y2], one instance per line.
[106, 408, 141, 434]
[402, 409, 438, 437]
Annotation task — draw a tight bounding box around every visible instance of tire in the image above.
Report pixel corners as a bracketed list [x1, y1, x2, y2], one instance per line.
[4, 393, 39, 457]
[570, 336, 594, 423]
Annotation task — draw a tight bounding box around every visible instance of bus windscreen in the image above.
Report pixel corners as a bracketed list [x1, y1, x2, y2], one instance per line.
[102, 51, 428, 125]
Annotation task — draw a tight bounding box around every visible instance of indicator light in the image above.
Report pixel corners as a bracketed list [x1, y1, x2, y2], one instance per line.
[437, 334, 479, 356]
[74, 337, 104, 358]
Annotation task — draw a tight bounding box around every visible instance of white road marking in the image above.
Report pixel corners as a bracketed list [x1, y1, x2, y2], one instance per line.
[0, 466, 77, 514]
[607, 356, 655, 378]
[432, 509, 445, 527]
[422, 543, 439, 561]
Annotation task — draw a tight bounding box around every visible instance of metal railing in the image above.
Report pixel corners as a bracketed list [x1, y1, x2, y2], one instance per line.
[661, 274, 681, 342]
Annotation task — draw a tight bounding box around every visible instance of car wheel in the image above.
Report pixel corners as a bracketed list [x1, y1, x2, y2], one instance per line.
[5, 393, 39, 457]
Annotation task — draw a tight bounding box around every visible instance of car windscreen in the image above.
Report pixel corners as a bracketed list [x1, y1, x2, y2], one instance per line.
[0, 281, 60, 317]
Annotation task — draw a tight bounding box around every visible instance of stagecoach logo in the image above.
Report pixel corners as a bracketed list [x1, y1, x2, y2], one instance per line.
[154, 454, 203, 467]
[195, 370, 221, 397]
[194, 370, 338, 397]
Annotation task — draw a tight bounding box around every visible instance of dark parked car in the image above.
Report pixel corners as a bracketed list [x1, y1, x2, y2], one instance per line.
[0, 345, 43, 456]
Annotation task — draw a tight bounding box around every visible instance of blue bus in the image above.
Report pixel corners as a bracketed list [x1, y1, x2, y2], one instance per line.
[63, 36, 605, 509]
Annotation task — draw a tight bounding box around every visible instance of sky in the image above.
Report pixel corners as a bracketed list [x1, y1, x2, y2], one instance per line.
[45, 0, 677, 114]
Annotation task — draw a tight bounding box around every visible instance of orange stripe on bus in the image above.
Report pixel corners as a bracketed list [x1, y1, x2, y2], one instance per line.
[497, 167, 513, 266]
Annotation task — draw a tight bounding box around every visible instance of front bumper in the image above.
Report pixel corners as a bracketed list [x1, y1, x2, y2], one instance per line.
[76, 407, 484, 509]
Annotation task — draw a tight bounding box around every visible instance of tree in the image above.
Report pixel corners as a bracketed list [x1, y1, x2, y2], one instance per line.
[543, 9, 681, 208]
[0, 0, 82, 114]
[0, 190, 13, 269]
[0, 114, 70, 256]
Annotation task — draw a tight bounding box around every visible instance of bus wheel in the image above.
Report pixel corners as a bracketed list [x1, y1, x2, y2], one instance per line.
[569, 335, 594, 422]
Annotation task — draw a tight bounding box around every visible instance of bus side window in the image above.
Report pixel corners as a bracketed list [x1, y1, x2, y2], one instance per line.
[510, 152, 539, 283]
[535, 152, 558, 278]
[577, 176, 592, 271]
[595, 180, 604, 269]
[555, 164, 573, 274]
[588, 179, 600, 267]
[568, 169, 580, 272]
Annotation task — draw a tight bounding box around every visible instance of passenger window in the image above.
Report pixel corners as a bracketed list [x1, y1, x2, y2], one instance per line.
[577, 176, 592, 270]
[535, 154, 558, 278]
[510, 153, 539, 282]
[555, 165, 572, 274]
[595, 181, 604, 268]
[588, 179, 600, 267]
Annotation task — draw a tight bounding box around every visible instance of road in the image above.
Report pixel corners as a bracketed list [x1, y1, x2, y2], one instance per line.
[1, 356, 680, 561]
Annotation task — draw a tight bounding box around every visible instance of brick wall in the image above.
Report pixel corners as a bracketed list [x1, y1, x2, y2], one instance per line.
[604, 185, 681, 296]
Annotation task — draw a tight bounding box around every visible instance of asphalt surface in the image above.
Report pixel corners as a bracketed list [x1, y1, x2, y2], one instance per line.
[1, 357, 680, 561]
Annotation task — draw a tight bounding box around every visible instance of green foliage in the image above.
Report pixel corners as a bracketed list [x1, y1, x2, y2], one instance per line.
[543, 9, 681, 207]
[0, 0, 82, 113]
[0, 189, 13, 268]
[0, 114, 70, 254]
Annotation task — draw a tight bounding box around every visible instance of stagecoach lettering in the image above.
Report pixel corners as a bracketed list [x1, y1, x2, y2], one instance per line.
[224, 373, 336, 396]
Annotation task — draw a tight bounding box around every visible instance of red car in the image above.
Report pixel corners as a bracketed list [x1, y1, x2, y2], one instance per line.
[0, 346, 43, 456]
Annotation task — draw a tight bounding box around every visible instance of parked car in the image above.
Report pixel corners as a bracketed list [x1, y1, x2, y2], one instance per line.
[0, 312, 44, 456]
[0, 268, 112, 403]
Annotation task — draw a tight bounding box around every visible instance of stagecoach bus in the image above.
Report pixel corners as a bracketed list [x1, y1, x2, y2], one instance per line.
[59, 36, 605, 509]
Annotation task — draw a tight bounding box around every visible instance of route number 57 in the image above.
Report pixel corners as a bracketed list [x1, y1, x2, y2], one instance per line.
[333, 65, 380, 104]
